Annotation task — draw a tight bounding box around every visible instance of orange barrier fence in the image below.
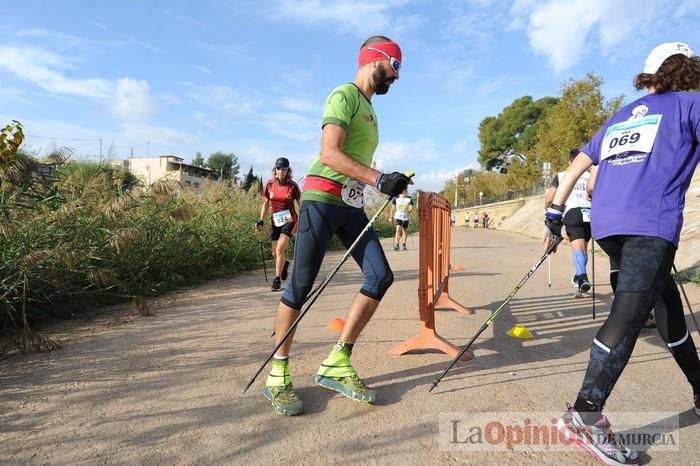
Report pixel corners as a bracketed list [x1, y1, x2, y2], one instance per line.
[389, 192, 474, 360]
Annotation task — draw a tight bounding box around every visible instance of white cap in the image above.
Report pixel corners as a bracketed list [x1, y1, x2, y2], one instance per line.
[643, 42, 695, 74]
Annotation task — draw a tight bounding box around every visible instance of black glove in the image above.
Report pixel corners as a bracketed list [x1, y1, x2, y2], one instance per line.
[375, 171, 411, 197]
[544, 204, 565, 237]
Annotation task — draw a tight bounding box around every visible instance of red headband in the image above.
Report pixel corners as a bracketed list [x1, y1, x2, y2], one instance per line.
[358, 41, 402, 68]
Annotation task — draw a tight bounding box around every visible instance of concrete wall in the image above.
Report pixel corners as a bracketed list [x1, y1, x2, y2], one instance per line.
[469, 171, 700, 272]
[453, 198, 527, 229]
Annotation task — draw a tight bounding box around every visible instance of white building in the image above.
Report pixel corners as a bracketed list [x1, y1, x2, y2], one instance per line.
[109, 155, 220, 192]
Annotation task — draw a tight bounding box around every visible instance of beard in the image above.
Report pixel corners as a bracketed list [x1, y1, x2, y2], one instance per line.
[372, 65, 395, 95]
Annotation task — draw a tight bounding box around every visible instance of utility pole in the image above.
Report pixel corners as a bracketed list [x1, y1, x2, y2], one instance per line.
[454, 174, 458, 208]
[99, 138, 103, 163]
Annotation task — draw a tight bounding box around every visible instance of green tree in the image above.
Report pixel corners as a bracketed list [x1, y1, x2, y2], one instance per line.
[533, 72, 624, 172]
[442, 168, 476, 207]
[477, 96, 559, 171]
[441, 168, 510, 207]
[207, 151, 240, 180]
[241, 166, 258, 191]
[192, 152, 205, 167]
[504, 157, 544, 191]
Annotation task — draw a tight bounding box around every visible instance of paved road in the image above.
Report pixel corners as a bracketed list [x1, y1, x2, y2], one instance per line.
[1, 228, 699, 465]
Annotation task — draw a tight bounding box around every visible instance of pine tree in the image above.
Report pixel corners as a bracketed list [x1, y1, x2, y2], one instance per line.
[242, 166, 257, 191]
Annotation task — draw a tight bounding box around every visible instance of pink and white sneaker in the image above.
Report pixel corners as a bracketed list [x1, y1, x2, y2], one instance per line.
[557, 405, 639, 466]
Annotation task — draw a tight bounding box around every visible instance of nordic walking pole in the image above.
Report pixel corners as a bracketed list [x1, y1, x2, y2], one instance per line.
[672, 263, 700, 335]
[260, 242, 268, 283]
[547, 255, 551, 288]
[244, 173, 414, 393]
[591, 240, 596, 320]
[429, 236, 563, 392]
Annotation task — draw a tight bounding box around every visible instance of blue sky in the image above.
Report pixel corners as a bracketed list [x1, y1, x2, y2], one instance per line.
[2, 0, 700, 192]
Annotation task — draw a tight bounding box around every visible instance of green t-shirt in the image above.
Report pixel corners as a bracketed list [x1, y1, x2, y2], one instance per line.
[303, 83, 379, 206]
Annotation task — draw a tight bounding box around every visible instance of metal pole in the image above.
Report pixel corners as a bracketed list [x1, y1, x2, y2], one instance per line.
[429, 236, 563, 392]
[454, 174, 458, 208]
[591, 240, 596, 320]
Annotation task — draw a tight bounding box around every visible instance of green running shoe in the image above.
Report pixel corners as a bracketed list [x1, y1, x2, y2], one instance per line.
[316, 346, 376, 403]
[262, 384, 304, 416]
[316, 373, 376, 403]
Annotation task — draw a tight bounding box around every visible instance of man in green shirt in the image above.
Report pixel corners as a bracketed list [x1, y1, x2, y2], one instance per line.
[262, 35, 411, 416]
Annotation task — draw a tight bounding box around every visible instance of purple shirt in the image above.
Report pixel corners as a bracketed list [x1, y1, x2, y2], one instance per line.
[581, 91, 700, 246]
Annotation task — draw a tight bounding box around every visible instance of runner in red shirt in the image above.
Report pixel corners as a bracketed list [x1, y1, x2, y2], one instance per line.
[256, 157, 300, 291]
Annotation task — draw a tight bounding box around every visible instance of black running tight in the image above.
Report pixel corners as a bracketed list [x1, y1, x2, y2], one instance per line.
[577, 235, 700, 413]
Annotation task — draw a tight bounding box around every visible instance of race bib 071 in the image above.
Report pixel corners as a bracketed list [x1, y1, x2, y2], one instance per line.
[341, 178, 365, 208]
[600, 115, 662, 161]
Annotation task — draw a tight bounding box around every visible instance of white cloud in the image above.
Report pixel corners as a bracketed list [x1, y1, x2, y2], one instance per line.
[449, 140, 471, 155]
[2, 115, 194, 160]
[510, 0, 673, 73]
[475, 75, 522, 98]
[193, 112, 223, 131]
[676, 0, 700, 18]
[182, 82, 260, 116]
[122, 123, 195, 153]
[417, 57, 474, 94]
[412, 164, 478, 193]
[182, 82, 320, 142]
[16, 28, 50, 37]
[158, 93, 181, 105]
[127, 36, 164, 54]
[110, 78, 156, 121]
[445, 2, 505, 42]
[526, 1, 599, 73]
[235, 143, 317, 181]
[278, 96, 318, 114]
[197, 65, 213, 76]
[15, 29, 85, 50]
[270, 0, 417, 34]
[260, 112, 318, 142]
[0, 45, 113, 98]
[373, 138, 439, 171]
[0, 83, 39, 106]
[373, 138, 478, 191]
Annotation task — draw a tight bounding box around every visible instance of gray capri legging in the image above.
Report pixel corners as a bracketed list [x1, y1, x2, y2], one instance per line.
[280, 199, 394, 310]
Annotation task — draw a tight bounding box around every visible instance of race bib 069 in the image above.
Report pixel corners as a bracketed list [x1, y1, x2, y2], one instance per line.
[341, 178, 365, 208]
[600, 115, 662, 161]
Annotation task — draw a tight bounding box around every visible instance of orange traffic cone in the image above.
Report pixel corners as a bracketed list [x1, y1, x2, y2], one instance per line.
[326, 318, 345, 332]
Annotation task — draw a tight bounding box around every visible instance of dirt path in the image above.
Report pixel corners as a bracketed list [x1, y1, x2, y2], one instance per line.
[2, 228, 699, 465]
